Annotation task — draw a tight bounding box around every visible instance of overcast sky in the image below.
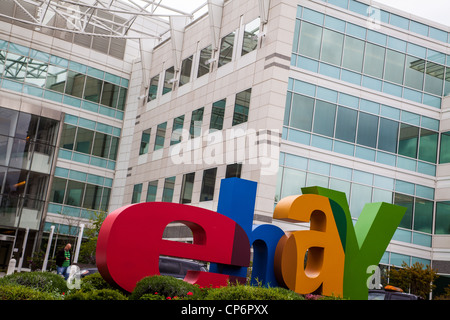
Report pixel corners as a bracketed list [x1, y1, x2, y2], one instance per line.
[370, 0, 450, 26]
[141, 1, 450, 27]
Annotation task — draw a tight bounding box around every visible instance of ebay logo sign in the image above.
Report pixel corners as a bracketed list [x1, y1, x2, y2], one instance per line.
[96, 178, 405, 300]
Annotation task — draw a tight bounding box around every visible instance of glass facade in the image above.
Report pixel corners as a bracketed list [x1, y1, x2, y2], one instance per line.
[284, 78, 439, 176]
[276, 152, 435, 246]
[291, 6, 449, 108]
[58, 115, 120, 170]
[48, 167, 112, 218]
[0, 107, 59, 232]
[0, 40, 129, 121]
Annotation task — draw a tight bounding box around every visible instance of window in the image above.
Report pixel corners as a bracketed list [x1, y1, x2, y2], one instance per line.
[424, 62, 444, 96]
[146, 180, 158, 202]
[154, 122, 167, 150]
[179, 56, 193, 86]
[435, 202, 450, 235]
[139, 128, 151, 155]
[289, 94, 314, 131]
[50, 177, 66, 204]
[356, 112, 378, 148]
[225, 163, 242, 178]
[398, 124, 419, 158]
[200, 168, 217, 201]
[440, 132, 450, 163]
[242, 18, 260, 56]
[377, 118, 399, 153]
[148, 74, 159, 101]
[171, 115, 184, 145]
[162, 176, 175, 202]
[413, 198, 433, 233]
[363, 43, 385, 79]
[342, 36, 365, 73]
[64, 71, 85, 98]
[335, 107, 357, 143]
[384, 49, 405, 85]
[180, 172, 195, 204]
[74, 127, 94, 154]
[405, 56, 424, 90]
[418, 129, 438, 163]
[394, 193, 413, 229]
[101, 82, 120, 108]
[190, 108, 204, 138]
[65, 180, 85, 207]
[321, 29, 344, 66]
[299, 22, 322, 60]
[92, 132, 111, 158]
[45, 64, 67, 93]
[218, 32, 235, 67]
[83, 184, 103, 209]
[232, 89, 252, 126]
[163, 66, 174, 95]
[198, 45, 212, 78]
[60, 124, 76, 150]
[131, 183, 142, 204]
[83, 76, 103, 102]
[313, 100, 336, 137]
[210, 99, 226, 131]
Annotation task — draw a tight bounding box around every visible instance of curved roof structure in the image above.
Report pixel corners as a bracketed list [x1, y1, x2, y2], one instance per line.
[0, 0, 207, 40]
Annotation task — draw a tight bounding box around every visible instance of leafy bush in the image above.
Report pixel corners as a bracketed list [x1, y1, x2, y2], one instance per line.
[204, 283, 304, 300]
[129, 275, 202, 300]
[80, 272, 117, 292]
[0, 284, 60, 300]
[0, 271, 67, 294]
[65, 289, 127, 300]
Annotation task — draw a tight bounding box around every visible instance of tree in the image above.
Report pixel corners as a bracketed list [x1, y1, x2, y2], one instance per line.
[388, 262, 438, 299]
[78, 211, 107, 265]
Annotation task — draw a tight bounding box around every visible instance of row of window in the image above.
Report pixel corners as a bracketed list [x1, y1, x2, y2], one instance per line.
[140, 89, 252, 155]
[284, 92, 439, 164]
[131, 163, 242, 205]
[60, 124, 119, 161]
[49, 177, 111, 212]
[320, 0, 450, 44]
[0, 40, 128, 120]
[147, 18, 260, 101]
[293, 7, 449, 108]
[284, 78, 441, 176]
[0, 107, 60, 174]
[276, 152, 448, 241]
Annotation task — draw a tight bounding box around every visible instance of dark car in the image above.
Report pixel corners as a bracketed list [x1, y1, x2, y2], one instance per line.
[368, 285, 424, 300]
[79, 256, 208, 279]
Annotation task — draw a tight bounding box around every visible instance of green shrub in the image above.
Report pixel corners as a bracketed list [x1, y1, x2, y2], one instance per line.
[65, 289, 128, 300]
[138, 293, 166, 300]
[130, 275, 202, 300]
[0, 271, 67, 294]
[80, 272, 117, 292]
[0, 284, 60, 300]
[204, 283, 304, 300]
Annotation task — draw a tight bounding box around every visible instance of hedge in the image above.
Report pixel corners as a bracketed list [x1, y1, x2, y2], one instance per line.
[129, 275, 203, 300]
[0, 271, 67, 294]
[0, 284, 61, 300]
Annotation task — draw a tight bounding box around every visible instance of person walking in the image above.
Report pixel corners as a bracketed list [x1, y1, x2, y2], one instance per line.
[56, 243, 72, 280]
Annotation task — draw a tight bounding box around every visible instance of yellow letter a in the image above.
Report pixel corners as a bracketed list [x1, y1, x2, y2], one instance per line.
[273, 194, 345, 297]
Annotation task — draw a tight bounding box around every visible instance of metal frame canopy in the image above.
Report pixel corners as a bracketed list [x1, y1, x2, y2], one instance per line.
[0, 0, 207, 40]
